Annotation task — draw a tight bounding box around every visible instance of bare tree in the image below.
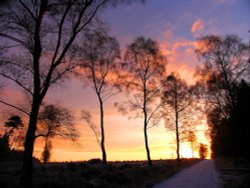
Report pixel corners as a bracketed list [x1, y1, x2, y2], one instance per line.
[195, 35, 250, 116]
[195, 35, 250, 158]
[117, 37, 166, 166]
[162, 73, 200, 161]
[79, 29, 120, 164]
[0, 1, 132, 187]
[37, 104, 78, 164]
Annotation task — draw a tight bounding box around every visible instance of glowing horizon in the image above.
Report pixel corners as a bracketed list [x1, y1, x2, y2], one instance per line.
[1, 0, 248, 162]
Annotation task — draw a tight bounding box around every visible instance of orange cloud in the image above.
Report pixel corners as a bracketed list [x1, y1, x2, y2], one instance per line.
[159, 34, 199, 85]
[167, 64, 196, 85]
[191, 18, 205, 38]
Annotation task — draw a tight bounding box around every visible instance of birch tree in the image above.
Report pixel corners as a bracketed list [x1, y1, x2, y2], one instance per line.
[118, 37, 166, 166]
[162, 73, 199, 161]
[79, 29, 120, 164]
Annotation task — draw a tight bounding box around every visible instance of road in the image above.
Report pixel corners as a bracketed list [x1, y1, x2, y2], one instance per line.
[153, 160, 221, 188]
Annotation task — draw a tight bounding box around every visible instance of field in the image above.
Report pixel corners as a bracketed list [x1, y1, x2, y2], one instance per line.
[0, 158, 200, 188]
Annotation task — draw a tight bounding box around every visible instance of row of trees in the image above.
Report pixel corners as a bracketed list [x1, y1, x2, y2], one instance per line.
[79, 33, 250, 165]
[81, 34, 203, 165]
[2, 32, 248, 172]
[0, 1, 249, 187]
[1, 32, 200, 166]
[0, 1, 145, 187]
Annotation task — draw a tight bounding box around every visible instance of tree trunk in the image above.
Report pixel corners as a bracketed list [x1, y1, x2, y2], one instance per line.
[99, 98, 107, 164]
[174, 81, 180, 162]
[20, 2, 47, 186]
[176, 119, 180, 161]
[143, 79, 152, 166]
[43, 136, 50, 164]
[144, 120, 152, 166]
[20, 101, 40, 188]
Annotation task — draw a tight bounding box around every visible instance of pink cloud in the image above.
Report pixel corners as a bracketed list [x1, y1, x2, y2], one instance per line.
[159, 31, 200, 84]
[191, 18, 205, 38]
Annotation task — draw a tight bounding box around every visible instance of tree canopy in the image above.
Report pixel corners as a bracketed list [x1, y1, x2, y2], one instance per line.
[118, 36, 166, 166]
[196, 34, 250, 158]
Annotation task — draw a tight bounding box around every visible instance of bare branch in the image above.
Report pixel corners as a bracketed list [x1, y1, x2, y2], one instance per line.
[0, 100, 30, 116]
[0, 73, 33, 95]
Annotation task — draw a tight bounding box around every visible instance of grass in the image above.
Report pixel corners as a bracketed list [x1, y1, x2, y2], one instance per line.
[215, 157, 250, 188]
[0, 158, 201, 188]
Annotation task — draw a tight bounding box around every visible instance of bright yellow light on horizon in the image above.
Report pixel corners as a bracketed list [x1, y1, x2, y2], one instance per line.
[21, 130, 211, 162]
[180, 144, 194, 158]
[3, 79, 211, 162]
[11, 112, 211, 162]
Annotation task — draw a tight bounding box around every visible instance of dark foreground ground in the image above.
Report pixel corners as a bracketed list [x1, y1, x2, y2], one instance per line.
[0, 158, 200, 188]
[215, 157, 250, 188]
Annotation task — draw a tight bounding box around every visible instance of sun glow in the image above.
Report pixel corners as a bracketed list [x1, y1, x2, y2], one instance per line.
[31, 119, 211, 162]
[180, 145, 194, 158]
[1, 78, 211, 162]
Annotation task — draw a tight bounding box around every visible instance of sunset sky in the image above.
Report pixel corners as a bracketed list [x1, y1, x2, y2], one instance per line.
[1, 0, 249, 162]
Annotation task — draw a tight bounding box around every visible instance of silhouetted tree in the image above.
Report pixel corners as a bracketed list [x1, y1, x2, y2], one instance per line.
[207, 81, 250, 158]
[230, 80, 250, 158]
[207, 106, 228, 157]
[162, 73, 200, 161]
[0, 115, 24, 161]
[4, 115, 25, 148]
[117, 37, 166, 166]
[0, 1, 142, 186]
[79, 29, 120, 164]
[40, 138, 52, 164]
[196, 34, 250, 158]
[199, 143, 208, 159]
[4, 116, 24, 135]
[37, 104, 78, 164]
[196, 35, 249, 115]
